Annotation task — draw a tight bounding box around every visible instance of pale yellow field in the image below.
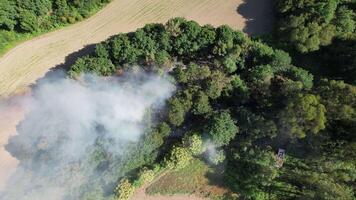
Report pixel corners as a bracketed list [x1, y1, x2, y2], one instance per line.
[0, 0, 273, 193]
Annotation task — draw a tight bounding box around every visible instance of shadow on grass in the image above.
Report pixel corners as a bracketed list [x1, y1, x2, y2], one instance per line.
[28, 43, 97, 92]
[237, 0, 275, 35]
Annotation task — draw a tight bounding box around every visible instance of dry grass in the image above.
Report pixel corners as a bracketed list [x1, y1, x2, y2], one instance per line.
[145, 159, 230, 199]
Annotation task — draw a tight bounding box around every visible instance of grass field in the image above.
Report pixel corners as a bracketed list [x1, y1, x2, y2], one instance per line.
[146, 159, 232, 199]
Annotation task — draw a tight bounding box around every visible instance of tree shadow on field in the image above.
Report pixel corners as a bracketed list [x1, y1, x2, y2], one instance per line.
[237, 0, 275, 35]
[29, 43, 97, 91]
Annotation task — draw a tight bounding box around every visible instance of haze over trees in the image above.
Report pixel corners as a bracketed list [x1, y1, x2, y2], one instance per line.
[65, 18, 356, 199]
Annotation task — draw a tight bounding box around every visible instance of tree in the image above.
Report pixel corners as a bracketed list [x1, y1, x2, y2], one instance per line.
[165, 146, 193, 169]
[174, 63, 211, 84]
[198, 24, 216, 50]
[115, 179, 135, 200]
[69, 56, 116, 76]
[19, 10, 39, 32]
[207, 111, 238, 147]
[279, 94, 326, 139]
[171, 20, 202, 56]
[183, 134, 203, 155]
[142, 122, 171, 154]
[208, 149, 225, 165]
[0, 0, 17, 30]
[213, 25, 235, 56]
[205, 70, 230, 99]
[109, 34, 138, 64]
[222, 56, 237, 73]
[281, 66, 314, 90]
[192, 91, 212, 115]
[167, 93, 192, 126]
[249, 65, 274, 86]
[334, 6, 355, 34]
[225, 148, 278, 200]
[94, 43, 109, 58]
[316, 79, 356, 141]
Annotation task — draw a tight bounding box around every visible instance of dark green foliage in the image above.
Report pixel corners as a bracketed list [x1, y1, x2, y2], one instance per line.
[0, 0, 17, 30]
[312, 39, 356, 85]
[191, 91, 212, 115]
[279, 94, 326, 139]
[276, 0, 356, 53]
[281, 66, 314, 90]
[0, 0, 111, 54]
[19, 10, 39, 32]
[206, 111, 238, 147]
[204, 70, 230, 99]
[69, 56, 115, 76]
[225, 147, 278, 200]
[167, 91, 193, 126]
[0, 0, 111, 33]
[213, 25, 235, 56]
[64, 18, 356, 199]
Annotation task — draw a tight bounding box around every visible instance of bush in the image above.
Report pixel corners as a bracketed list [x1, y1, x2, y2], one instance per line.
[207, 111, 238, 147]
[115, 179, 135, 200]
[135, 167, 155, 187]
[165, 146, 193, 170]
[183, 134, 203, 155]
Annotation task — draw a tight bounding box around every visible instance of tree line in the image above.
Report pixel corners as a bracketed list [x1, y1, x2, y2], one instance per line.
[0, 0, 111, 33]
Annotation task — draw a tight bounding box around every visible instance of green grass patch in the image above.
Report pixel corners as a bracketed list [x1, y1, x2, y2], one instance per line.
[146, 159, 232, 199]
[0, 31, 29, 56]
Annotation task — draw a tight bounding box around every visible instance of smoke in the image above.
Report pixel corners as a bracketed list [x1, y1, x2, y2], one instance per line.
[0, 71, 175, 200]
[204, 142, 226, 165]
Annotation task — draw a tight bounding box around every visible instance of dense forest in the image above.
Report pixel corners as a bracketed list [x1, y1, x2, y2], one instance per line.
[7, 17, 354, 199]
[275, 0, 356, 84]
[0, 0, 110, 53]
[2, 0, 356, 199]
[275, 0, 356, 53]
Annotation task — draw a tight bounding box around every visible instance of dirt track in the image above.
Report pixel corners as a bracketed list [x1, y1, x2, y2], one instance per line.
[0, 0, 273, 194]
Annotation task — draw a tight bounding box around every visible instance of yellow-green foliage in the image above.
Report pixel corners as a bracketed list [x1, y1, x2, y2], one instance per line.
[183, 134, 203, 155]
[165, 146, 193, 170]
[136, 167, 155, 186]
[115, 179, 135, 200]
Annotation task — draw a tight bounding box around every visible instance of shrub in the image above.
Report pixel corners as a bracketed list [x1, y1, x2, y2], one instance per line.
[183, 134, 203, 155]
[165, 146, 193, 170]
[115, 179, 135, 200]
[136, 167, 155, 186]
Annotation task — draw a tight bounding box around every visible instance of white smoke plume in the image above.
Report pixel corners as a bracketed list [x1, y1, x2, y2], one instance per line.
[0, 71, 175, 200]
[204, 142, 226, 165]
